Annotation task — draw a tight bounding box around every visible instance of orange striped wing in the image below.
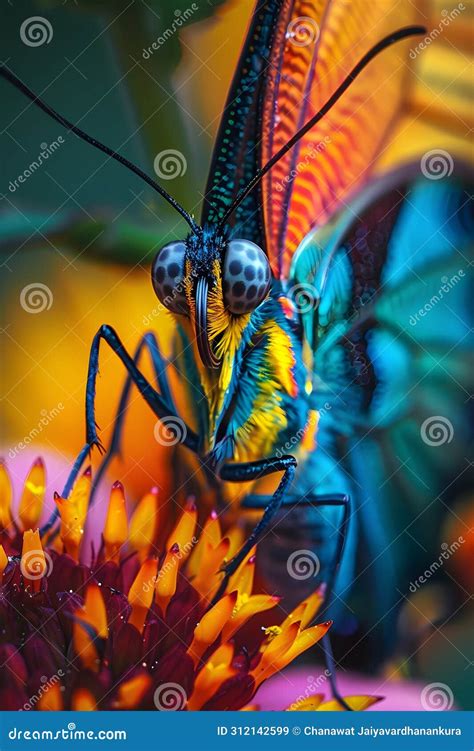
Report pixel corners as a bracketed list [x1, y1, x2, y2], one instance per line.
[261, 0, 418, 279]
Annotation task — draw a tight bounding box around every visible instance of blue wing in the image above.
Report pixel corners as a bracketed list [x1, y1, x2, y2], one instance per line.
[290, 163, 473, 652]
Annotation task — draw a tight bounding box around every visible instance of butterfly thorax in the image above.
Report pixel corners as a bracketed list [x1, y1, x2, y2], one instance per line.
[193, 288, 311, 468]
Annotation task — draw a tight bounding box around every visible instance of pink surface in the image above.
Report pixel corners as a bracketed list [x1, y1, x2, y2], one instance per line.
[3, 448, 110, 557]
[255, 666, 430, 711]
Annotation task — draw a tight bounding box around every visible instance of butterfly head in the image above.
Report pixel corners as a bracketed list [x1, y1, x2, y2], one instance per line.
[151, 224, 272, 369]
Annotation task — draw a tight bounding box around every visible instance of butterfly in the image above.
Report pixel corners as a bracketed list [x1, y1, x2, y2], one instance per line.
[2, 0, 472, 704]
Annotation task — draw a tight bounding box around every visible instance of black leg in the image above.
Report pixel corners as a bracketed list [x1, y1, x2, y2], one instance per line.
[242, 492, 350, 615]
[321, 633, 352, 711]
[85, 325, 198, 453]
[40, 443, 91, 536]
[211, 455, 297, 601]
[241, 490, 352, 710]
[40, 325, 199, 535]
[90, 331, 177, 506]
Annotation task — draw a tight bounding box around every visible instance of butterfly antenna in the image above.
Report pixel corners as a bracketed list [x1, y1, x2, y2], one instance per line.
[218, 25, 426, 229]
[0, 65, 197, 231]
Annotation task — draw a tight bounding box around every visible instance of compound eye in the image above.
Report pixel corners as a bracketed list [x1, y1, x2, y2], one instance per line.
[222, 239, 271, 314]
[151, 241, 188, 314]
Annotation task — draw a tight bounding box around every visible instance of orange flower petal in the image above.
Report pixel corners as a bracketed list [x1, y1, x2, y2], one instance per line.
[129, 487, 160, 559]
[21, 529, 47, 592]
[191, 537, 230, 601]
[71, 689, 96, 711]
[128, 558, 158, 633]
[187, 510, 222, 578]
[19, 458, 45, 531]
[114, 673, 152, 709]
[187, 643, 236, 710]
[155, 543, 180, 613]
[165, 498, 197, 559]
[281, 584, 325, 631]
[189, 591, 237, 664]
[226, 526, 244, 558]
[222, 594, 280, 642]
[234, 555, 256, 598]
[0, 460, 13, 533]
[73, 581, 108, 671]
[54, 466, 91, 561]
[286, 693, 324, 711]
[0, 544, 8, 577]
[226, 546, 256, 594]
[37, 682, 64, 711]
[317, 695, 383, 711]
[251, 622, 301, 687]
[281, 621, 332, 668]
[103, 481, 128, 563]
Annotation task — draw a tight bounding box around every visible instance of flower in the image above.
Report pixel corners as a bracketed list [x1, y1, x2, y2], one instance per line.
[0, 458, 379, 712]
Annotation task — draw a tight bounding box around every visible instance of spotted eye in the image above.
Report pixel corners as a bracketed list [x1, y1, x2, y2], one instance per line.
[222, 239, 271, 314]
[151, 241, 188, 314]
